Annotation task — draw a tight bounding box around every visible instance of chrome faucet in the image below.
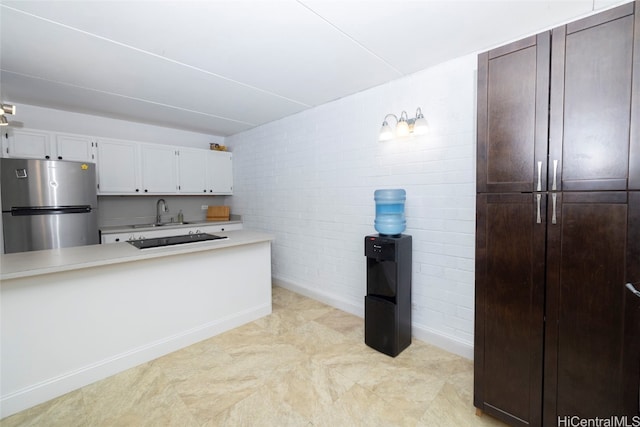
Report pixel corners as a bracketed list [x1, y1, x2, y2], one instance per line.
[156, 199, 168, 224]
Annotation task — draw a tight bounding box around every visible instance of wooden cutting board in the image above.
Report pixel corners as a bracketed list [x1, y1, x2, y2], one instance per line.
[206, 205, 230, 221]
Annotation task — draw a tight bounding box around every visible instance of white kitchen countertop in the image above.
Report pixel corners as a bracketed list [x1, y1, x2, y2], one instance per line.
[0, 230, 273, 281]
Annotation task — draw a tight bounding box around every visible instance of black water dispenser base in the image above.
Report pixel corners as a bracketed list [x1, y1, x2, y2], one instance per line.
[364, 234, 412, 357]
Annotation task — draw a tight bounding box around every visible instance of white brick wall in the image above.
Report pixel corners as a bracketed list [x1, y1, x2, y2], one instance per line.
[226, 54, 478, 358]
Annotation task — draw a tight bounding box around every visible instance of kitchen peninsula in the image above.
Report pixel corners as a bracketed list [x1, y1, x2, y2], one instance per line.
[0, 230, 274, 418]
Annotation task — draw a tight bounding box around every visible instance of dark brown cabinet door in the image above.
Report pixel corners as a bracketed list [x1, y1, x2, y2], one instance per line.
[474, 193, 545, 426]
[477, 32, 550, 193]
[625, 193, 640, 417]
[543, 192, 640, 425]
[550, 2, 640, 191]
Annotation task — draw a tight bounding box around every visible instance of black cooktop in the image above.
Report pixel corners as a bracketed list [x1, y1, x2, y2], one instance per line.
[128, 233, 227, 249]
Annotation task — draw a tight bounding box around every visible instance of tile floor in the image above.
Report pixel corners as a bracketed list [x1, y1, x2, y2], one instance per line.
[1, 286, 506, 426]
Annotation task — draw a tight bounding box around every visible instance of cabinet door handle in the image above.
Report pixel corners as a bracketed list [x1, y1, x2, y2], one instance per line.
[552, 159, 558, 191]
[626, 282, 640, 298]
[536, 194, 542, 224]
[552, 193, 557, 224]
[537, 161, 542, 191]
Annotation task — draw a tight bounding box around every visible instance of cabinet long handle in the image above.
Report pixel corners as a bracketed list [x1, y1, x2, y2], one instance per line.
[552, 193, 557, 225]
[626, 283, 640, 298]
[536, 194, 542, 224]
[537, 161, 542, 192]
[552, 159, 558, 191]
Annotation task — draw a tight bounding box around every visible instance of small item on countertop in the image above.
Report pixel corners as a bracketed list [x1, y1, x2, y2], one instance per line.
[177, 210, 184, 223]
[207, 205, 230, 221]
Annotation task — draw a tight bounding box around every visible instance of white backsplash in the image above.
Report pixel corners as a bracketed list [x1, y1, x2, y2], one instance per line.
[97, 195, 231, 227]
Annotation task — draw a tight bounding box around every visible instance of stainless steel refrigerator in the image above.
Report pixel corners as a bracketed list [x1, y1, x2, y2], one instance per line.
[1, 158, 99, 254]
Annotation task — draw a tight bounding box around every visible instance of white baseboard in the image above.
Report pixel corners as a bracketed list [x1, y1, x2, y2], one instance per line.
[273, 276, 473, 360]
[1, 304, 271, 419]
[411, 324, 474, 360]
[273, 277, 364, 317]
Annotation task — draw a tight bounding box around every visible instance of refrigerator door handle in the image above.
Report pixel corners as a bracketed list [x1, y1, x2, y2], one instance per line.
[10, 206, 92, 216]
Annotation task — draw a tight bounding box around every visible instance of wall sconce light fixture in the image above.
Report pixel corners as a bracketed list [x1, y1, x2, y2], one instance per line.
[379, 107, 428, 141]
[0, 103, 16, 126]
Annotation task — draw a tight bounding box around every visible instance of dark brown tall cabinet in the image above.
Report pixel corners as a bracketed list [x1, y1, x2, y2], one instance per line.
[474, 2, 640, 426]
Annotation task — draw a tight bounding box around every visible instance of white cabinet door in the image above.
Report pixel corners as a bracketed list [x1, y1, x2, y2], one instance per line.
[97, 139, 140, 194]
[55, 134, 95, 163]
[140, 144, 177, 194]
[207, 151, 233, 194]
[5, 129, 51, 159]
[177, 148, 207, 194]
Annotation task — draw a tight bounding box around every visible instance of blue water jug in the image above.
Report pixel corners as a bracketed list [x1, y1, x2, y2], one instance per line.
[374, 189, 406, 236]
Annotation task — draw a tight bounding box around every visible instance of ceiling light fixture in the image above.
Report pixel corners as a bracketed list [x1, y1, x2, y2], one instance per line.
[0, 103, 16, 127]
[2, 103, 16, 115]
[378, 107, 428, 141]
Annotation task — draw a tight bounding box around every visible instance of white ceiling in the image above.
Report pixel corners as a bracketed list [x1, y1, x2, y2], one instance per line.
[0, 0, 627, 137]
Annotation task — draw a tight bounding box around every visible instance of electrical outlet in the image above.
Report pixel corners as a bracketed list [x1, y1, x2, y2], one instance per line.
[201, 205, 208, 210]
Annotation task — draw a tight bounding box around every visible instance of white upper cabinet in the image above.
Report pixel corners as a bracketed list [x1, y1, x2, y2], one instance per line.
[3, 128, 233, 196]
[4, 129, 50, 159]
[208, 151, 233, 195]
[3, 129, 95, 163]
[0, 127, 237, 196]
[177, 148, 208, 194]
[54, 133, 96, 162]
[96, 138, 140, 194]
[139, 144, 177, 194]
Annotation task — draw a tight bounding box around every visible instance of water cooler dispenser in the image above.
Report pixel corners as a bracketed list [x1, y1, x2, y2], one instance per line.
[365, 189, 412, 357]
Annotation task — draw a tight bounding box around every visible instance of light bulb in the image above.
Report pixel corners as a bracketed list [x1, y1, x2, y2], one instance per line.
[413, 108, 428, 135]
[413, 116, 428, 135]
[396, 119, 410, 137]
[379, 121, 394, 141]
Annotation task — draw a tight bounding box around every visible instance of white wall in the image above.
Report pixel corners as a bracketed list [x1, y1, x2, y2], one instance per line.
[226, 54, 478, 358]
